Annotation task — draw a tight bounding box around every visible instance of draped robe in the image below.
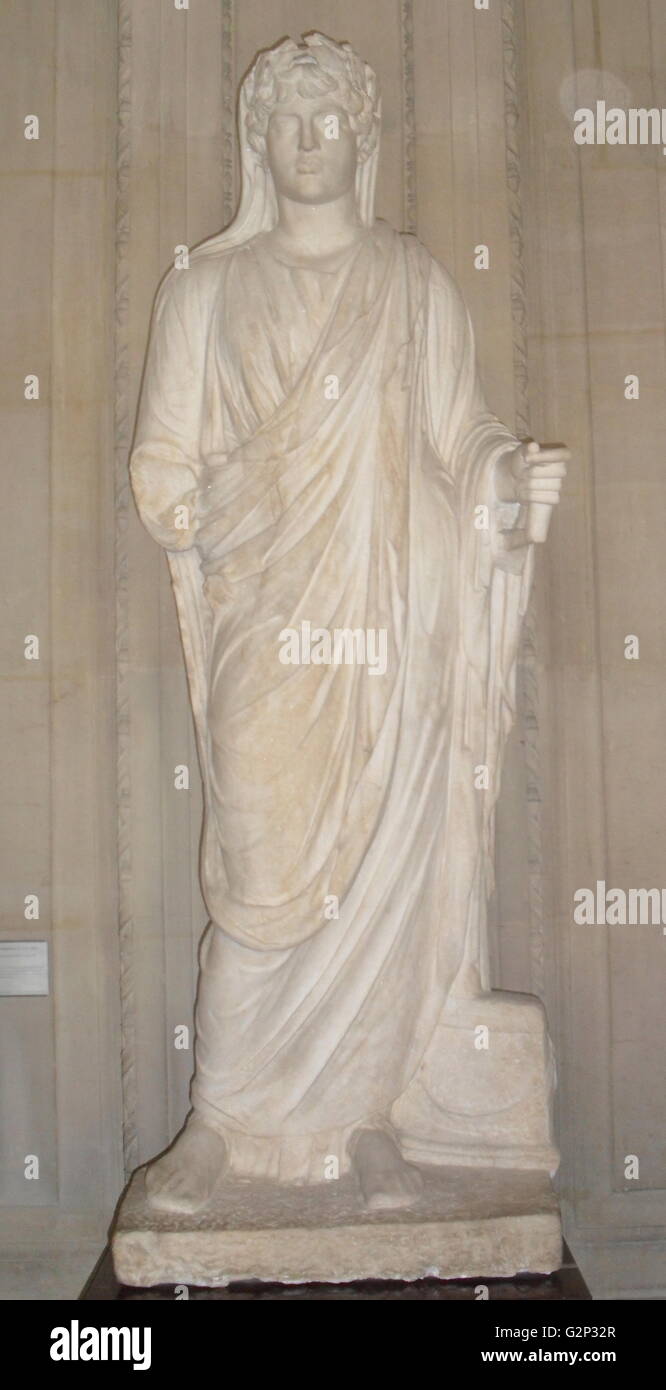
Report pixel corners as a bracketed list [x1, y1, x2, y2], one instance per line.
[131, 219, 533, 1181]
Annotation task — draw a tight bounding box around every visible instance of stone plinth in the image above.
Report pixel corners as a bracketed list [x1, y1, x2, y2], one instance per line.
[112, 1165, 561, 1288]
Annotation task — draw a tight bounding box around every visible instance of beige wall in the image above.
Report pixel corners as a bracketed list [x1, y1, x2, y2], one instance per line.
[0, 0, 122, 1295]
[524, 0, 666, 1297]
[1, 0, 665, 1298]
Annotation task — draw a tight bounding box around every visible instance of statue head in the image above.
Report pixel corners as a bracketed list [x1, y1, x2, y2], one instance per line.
[191, 34, 381, 263]
[244, 33, 381, 207]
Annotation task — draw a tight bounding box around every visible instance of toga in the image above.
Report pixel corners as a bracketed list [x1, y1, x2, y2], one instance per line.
[131, 219, 533, 1181]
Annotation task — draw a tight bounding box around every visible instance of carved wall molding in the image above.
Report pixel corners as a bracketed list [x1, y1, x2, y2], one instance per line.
[501, 0, 545, 998]
[400, 0, 417, 234]
[114, 0, 137, 1176]
[221, 0, 235, 225]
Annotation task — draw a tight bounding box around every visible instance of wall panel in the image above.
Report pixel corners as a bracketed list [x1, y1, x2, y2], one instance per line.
[0, 0, 122, 1294]
[524, 0, 666, 1295]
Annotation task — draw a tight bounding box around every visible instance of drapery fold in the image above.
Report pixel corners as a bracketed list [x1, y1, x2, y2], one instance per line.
[130, 222, 532, 1174]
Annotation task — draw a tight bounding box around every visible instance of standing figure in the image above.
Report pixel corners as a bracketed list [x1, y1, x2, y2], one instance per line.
[130, 33, 568, 1214]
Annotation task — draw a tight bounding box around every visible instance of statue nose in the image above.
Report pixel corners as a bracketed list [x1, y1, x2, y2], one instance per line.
[298, 118, 318, 152]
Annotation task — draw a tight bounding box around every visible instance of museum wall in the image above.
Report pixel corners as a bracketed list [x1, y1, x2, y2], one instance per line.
[1, 0, 665, 1298]
[522, 0, 666, 1297]
[0, 0, 123, 1293]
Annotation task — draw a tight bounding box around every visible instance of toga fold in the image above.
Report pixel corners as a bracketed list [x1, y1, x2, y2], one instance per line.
[131, 220, 533, 1181]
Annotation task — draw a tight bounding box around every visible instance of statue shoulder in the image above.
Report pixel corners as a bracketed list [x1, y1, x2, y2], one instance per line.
[396, 232, 469, 328]
[153, 243, 233, 330]
[397, 229, 432, 265]
[397, 232, 462, 292]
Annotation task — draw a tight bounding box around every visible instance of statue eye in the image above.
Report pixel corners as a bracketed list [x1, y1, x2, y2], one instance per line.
[316, 110, 348, 129]
[269, 113, 298, 134]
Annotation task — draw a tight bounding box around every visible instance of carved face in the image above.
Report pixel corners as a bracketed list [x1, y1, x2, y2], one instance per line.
[265, 96, 359, 205]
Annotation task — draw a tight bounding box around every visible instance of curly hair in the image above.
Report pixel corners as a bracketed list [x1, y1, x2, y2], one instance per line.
[245, 32, 381, 165]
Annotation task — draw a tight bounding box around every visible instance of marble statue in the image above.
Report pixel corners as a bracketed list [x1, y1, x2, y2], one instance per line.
[129, 33, 568, 1226]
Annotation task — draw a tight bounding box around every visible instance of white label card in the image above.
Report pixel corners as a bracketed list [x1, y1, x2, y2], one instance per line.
[0, 941, 49, 996]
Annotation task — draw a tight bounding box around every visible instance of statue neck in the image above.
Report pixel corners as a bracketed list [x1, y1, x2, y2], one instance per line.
[269, 188, 364, 263]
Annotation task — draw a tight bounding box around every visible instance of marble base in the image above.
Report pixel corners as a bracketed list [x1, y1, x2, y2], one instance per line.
[111, 1165, 561, 1288]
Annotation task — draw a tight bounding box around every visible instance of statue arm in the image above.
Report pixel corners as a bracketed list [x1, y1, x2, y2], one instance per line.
[422, 257, 567, 551]
[130, 267, 208, 552]
[422, 258, 519, 484]
[420, 260, 528, 568]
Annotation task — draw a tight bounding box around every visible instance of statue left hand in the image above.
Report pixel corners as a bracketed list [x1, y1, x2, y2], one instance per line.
[502, 439, 570, 544]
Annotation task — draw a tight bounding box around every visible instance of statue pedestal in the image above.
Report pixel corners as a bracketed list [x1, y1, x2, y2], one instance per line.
[111, 1165, 561, 1289]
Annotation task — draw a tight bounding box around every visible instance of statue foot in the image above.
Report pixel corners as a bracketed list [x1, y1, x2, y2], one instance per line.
[352, 1128, 424, 1211]
[144, 1112, 228, 1214]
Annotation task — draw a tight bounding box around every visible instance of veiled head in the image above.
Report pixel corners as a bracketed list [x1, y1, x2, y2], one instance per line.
[244, 33, 381, 206]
